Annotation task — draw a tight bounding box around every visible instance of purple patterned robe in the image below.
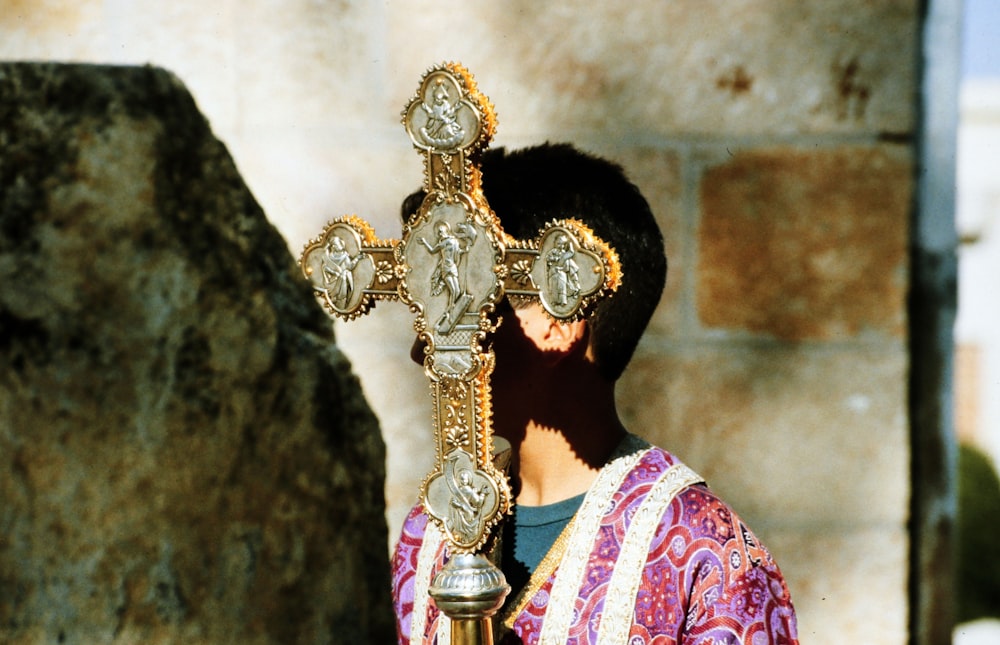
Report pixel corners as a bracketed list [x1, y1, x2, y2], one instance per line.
[392, 442, 798, 644]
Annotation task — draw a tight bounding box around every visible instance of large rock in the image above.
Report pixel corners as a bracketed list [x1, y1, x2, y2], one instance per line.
[0, 63, 393, 644]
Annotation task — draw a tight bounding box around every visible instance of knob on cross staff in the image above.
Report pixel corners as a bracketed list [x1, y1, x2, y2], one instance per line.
[300, 62, 620, 645]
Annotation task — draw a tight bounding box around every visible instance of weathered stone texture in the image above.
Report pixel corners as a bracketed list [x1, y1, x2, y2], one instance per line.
[697, 145, 912, 340]
[233, 1, 375, 131]
[767, 527, 909, 645]
[388, 0, 917, 138]
[0, 1, 106, 62]
[0, 63, 393, 644]
[621, 344, 909, 526]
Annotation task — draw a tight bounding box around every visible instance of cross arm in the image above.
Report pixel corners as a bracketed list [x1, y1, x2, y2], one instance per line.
[502, 219, 622, 321]
[299, 215, 402, 319]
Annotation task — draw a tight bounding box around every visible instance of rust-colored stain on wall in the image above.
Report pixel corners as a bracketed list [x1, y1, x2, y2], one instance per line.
[0, 0, 86, 35]
[697, 145, 911, 341]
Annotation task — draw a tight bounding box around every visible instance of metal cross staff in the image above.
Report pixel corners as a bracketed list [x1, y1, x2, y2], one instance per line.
[300, 62, 621, 645]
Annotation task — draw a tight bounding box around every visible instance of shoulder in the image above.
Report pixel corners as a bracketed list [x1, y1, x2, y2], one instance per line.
[618, 442, 694, 491]
[622, 444, 745, 544]
[672, 489, 799, 640]
[634, 442, 682, 469]
[623, 443, 793, 597]
[666, 484, 786, 586]
[393, 503, 430, 570]
[622, 448, 798, 640]
[629, 447, 770, 566]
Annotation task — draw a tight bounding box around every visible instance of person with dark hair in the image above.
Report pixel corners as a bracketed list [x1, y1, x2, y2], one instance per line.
[391, 144, 798, 644]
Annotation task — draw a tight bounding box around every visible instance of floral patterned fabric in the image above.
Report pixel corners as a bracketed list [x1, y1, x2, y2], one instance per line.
[391, 445, 798, 644]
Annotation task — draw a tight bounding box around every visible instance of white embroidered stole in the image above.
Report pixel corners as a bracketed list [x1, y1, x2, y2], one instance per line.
[537, 440, 651, 644]
[594, 462, 703, 645]
[410, 521, 450, 645]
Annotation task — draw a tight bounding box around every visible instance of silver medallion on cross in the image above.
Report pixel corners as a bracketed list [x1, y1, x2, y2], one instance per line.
[300, 62, 621, 643]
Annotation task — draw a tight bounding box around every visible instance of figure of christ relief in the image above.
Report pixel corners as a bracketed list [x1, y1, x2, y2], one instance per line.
[420, 81, 464, 148]
[418, 221, 478, 334]
[322, 236, 363, 310]
[545, 233, 581, 307]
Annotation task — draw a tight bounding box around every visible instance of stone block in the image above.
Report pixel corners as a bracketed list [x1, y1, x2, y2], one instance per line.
[0, 63, 393, 644]
[619, 343, 909, 527]
[0, 1, 107, 61]
[697, 145, 912, 340]
[387, 1, 916, 137]
[766, 526, 909, 645]
[232, 0, 380, 131]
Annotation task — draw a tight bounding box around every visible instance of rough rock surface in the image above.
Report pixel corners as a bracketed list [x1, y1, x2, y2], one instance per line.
[0, 63, 393, 644]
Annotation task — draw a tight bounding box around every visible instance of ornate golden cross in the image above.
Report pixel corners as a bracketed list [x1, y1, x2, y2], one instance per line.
[299, 62, 620, 644]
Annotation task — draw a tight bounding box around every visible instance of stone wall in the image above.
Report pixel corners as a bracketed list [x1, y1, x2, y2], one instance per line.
[0, 2, 943, 643]
[0, 63, 393, 644]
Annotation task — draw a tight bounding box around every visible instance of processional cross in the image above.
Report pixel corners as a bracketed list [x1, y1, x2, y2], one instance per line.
[300, 63, 621, 645]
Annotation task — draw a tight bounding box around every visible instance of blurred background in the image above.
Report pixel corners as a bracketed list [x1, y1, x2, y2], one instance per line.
[953, 1, 1000, 643]
[2, 1, 995, 643]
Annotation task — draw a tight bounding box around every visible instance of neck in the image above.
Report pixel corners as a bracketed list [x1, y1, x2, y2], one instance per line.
[498, 372, 625, 507]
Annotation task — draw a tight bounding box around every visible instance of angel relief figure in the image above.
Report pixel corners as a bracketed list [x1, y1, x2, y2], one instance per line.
[446, 463, 490, 543]
[322, 235, 362, 310]
[420, 81, 464, 148]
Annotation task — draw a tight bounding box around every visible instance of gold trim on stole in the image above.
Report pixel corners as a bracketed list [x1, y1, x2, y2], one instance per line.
[499, 514, 577, 633]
